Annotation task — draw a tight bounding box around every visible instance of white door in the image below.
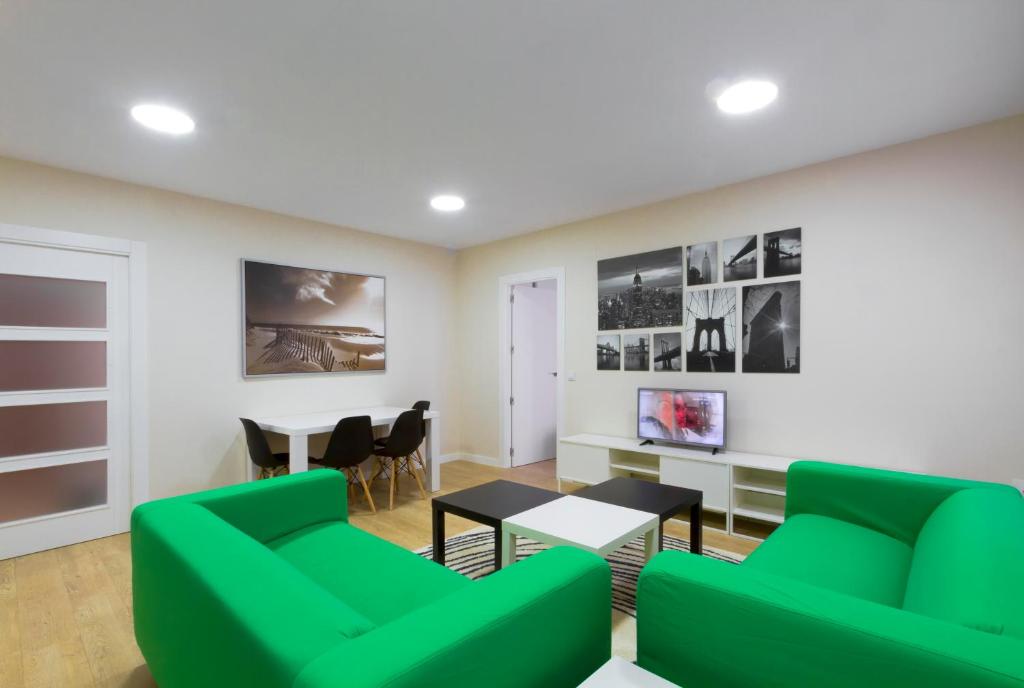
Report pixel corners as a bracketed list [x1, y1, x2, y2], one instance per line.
[0, 240, 131, 560]
[510, 280, 557, 466]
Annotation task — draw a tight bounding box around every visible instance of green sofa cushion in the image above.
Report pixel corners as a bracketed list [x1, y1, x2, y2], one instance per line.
[743, 513, 913, 607]
[267, 520, 470, 626]
[903, 488, 1024, 638]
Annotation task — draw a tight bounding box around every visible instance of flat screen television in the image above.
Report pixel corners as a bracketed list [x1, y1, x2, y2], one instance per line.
[637, 388, 726, 450]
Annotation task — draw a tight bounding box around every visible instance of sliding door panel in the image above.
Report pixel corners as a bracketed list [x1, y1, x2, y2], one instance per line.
[0, 459, 107, 524]
[0, 274, 106, 328]
[0, 400, 107, 458]
[0, 340, 107, 391]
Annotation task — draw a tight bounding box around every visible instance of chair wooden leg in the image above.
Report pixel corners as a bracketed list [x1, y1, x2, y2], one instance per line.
[357, 466, 376, 514]
[388, 458, 397, 510]
[407, 454, 427, 498]
[368, 457, 384, 489]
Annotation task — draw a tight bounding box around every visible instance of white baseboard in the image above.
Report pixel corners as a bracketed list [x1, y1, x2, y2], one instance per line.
[440, 453, 503, 467]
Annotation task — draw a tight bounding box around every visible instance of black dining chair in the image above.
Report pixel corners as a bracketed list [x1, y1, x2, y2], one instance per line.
[375, 401, 430, 459]
[370, 408, 426, 510]
[316, 415, 377, 513]
[239, 418, 290, 479]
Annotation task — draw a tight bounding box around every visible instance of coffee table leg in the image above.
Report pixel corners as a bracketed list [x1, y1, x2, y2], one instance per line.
[689, 500, 703, 555]
[500, 530, 516, 568]
[643, 524, 659, 562]
[493, 526, 503, 572]
[432, 505, 446, 565]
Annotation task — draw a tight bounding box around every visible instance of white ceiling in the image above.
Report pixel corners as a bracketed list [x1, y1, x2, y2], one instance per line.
[2, 1, 1023, 249]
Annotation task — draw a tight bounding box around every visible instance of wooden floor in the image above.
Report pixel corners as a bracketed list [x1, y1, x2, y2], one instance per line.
[0, 459, 759, 687]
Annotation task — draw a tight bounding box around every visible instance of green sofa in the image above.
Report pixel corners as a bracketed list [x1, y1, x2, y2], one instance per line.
[637, 461, 1024, 687]
[132, 471, 611, 688]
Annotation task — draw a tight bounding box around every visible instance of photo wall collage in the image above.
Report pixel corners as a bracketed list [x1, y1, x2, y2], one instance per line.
[596, 228, 802, 374]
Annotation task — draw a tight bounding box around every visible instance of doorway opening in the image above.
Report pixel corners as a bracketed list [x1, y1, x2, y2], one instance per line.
[498, 268, 564, 468]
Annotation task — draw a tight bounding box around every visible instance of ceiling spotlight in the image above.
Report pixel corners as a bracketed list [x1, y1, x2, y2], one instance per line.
[130, 103, 195, 135]
[715, 80, 778, 115]
[430, 195, 465, 212]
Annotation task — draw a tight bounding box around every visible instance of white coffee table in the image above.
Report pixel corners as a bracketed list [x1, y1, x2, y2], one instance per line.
[500, 495, 659, 567]
[578, 657, 679, 687]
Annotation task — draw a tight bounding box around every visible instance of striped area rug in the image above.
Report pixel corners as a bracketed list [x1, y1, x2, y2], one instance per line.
[414, 525, 744, 617]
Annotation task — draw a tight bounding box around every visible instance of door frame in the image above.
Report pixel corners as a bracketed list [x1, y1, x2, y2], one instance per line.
[0, 222, 150, 523]
[498, 267, 565, 469]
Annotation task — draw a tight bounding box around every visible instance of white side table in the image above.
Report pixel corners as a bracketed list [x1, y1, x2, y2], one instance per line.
[578, 657, 679, 687]
[500, 495, 659, 566]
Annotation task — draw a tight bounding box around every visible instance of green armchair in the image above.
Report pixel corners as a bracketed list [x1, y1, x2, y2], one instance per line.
[132, 470, 611, 687]
[637, 461, 1024, 687]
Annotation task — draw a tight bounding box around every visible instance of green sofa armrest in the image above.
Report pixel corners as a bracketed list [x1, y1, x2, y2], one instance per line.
[132, 500, 369, 688]
[637, 551, 1024, 688]
[293, 546, 612, 688]
[141, 470, 349, 543]
[785, 461, 1014, 544]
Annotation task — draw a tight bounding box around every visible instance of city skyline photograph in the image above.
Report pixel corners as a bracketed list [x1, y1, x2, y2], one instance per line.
[597, 246, 683, 330]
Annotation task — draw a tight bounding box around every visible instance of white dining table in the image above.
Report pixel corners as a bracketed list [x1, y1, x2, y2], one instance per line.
[252, 405, 441, 491]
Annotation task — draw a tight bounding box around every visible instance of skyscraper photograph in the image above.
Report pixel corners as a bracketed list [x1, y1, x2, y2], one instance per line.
[597, 247, 683, 330]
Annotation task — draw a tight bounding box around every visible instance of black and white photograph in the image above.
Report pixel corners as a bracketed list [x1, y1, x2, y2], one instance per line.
[763, 227, 802, 278]
[623, 333, 649, 371]
[243, 260, 385, 375]
[742, 281, 800, 373]
[686, 241, 718, 285]
[597, 247, 683, 330]
[684, 288, 736, 372]
[651, 331, 682, 371]
[596, 334, 621, 370]
[723, 235, 758, 282]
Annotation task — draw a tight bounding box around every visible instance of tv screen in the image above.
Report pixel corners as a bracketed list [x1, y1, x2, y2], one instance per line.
[637, 388, 726, 449]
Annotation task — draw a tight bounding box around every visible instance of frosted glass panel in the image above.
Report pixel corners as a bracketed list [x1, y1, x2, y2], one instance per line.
[0, 274, 106, 328]
[0, 460, 107, 523]
[0, 341, 107, 391]
[0, 401, 107, 458]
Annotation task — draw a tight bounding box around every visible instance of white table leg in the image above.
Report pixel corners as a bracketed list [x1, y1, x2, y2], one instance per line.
[289, 434, 310, 474]
[426, 416, 441, 492]
[500, 529, 516, 567]
[644, 524, 659, 562]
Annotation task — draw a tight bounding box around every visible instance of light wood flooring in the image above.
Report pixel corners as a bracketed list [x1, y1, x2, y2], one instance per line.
[0, 458, 760, 688]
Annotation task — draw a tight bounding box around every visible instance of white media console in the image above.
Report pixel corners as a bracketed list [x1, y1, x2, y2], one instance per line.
[558, 433, 795, 540]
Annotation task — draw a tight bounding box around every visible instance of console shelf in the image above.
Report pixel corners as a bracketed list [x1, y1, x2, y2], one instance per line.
[558, 433, 798, 540]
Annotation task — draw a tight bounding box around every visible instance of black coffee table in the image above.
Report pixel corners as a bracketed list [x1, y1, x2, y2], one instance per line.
[431, 480, 562, 571]
[573, 477, 703, 554]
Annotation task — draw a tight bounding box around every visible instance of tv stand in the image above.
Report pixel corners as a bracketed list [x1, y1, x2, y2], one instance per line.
[558, 433, 796, 540]
[639, 439, 654, 446]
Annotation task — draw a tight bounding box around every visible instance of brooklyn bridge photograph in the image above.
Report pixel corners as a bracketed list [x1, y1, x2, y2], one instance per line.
[723, 234, 757, 282]
[763, 227, 802, 278]
[742, 281, 801, 373]
[684, 288, 737, 372]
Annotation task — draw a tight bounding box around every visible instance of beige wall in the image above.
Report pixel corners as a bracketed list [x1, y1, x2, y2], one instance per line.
[0, 157, 458, 498]
[456, 115, 1024, 483]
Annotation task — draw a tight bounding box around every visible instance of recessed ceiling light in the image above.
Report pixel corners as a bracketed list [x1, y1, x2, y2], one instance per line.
[715, 80, 778, 115]
[130, 103, 195, 135]
[430, 195, 465, 212]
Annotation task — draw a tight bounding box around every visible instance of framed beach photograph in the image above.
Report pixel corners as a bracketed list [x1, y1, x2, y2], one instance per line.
[242, 260, 385, 376]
